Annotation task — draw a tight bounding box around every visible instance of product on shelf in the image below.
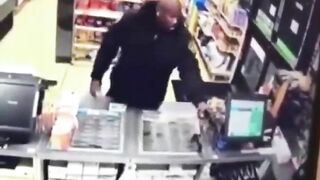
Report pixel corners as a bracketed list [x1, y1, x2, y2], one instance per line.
[75, 29, 104, 44]
[76, 0, 90, 9]
[75, 15, 116, 28]
[206, 0, 248, 29]
[117, 1, 141, 11]
[72, 0, 141, 62]
[76, 0, 117, 11]
[73, 48, 98, 61]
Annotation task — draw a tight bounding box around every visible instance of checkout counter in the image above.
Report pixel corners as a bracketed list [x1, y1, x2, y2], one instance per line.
[0, 0, 15, 40]
[0, 88, 297, 180]
[35, 101, 263, 177]
[36, 96, 295, 180]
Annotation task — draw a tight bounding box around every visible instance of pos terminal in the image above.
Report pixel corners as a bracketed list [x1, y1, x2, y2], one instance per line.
[215, 94, 269, 150]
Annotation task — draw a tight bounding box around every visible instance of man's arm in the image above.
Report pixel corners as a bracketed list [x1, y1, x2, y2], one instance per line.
[177, 33, 206, 106]
[90, 17, 126, 82]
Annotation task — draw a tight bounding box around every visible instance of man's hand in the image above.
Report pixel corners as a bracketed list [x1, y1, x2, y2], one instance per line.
[90, 80, 101, 97]
[197, 102, 211, 119]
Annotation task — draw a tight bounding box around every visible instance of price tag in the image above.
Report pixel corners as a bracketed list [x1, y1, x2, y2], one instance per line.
[269, 4, 276, 17]
[290, 19, 299, 35]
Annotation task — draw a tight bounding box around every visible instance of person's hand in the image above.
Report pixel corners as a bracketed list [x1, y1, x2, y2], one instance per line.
[277, 70, 311, 92]
[197, 102, 211, 119]
[90, 80, 101, 97]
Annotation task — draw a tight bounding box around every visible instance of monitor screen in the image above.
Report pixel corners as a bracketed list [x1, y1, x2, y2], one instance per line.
[0, 83, 36, 128]
[227, 99, 265, 137]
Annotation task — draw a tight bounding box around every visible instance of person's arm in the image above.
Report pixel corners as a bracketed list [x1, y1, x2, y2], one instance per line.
[90, 17, 126, 82]
[177, 33, 206, 106]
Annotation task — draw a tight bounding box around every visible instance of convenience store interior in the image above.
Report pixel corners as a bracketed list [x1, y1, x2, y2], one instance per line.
[0, 0, 319, 179]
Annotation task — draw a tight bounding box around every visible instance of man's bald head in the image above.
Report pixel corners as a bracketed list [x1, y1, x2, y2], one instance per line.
[156, 0, 183, 31]
[158, 0, 181, 13]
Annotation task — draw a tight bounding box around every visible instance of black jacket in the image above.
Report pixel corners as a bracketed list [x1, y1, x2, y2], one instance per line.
[91, 2, 204, 109]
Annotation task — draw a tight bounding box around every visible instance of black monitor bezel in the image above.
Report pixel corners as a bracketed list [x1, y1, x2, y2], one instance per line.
[224, 93, 268, 143]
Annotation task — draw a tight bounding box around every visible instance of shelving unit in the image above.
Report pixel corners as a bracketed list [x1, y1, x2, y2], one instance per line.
[188, 0, 248, 83]
[74, 43, 100, 50]
[194, 38, 232, 77]
[71, 0, 142, 63]
[74, 9, 123, 19]
[75, 25, 108, 32]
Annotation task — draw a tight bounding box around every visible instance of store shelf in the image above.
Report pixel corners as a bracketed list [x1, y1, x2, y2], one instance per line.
[194, 38, 232, 77]
[75, 25, 108, 32]
[216, 40, 238, 56]
[75, 9, 123, 19]
[206, 0, 245, 30]
[198, 23, 238, 56]
[219, 11, 243, 30]
[252, 20, 297, 69]
[214, 16, 242, 41]
[74, 43, 100, 50]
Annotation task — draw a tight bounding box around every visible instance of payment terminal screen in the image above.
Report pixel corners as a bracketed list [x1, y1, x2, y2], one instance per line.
[228, 100, 264, 137]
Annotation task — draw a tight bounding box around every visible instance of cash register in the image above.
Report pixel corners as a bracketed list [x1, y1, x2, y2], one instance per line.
[0, 72, 54, 144]
[214, 93, 275, 150]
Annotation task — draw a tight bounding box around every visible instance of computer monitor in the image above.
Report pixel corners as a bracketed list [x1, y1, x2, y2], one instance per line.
[0, 72, 39, 143]
[225, 94, 267, 142]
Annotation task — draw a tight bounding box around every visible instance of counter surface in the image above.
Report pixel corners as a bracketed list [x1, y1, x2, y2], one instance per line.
[0, 134, 39, 158]
[36, 101, 273, 165]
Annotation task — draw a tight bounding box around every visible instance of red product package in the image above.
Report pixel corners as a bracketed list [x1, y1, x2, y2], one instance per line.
[100, 0, 118, 10]
[76, 0, 90, 9]
[99, 0, 111, 9]
[109, 1, 118, 10]
[89, 0, 102, 9]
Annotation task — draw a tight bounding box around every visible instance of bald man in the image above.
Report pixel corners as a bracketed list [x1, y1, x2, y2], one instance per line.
[90, 0, 209, 113]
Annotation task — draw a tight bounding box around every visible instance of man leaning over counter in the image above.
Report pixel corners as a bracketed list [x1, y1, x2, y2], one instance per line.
[90, 0, 209, 116]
